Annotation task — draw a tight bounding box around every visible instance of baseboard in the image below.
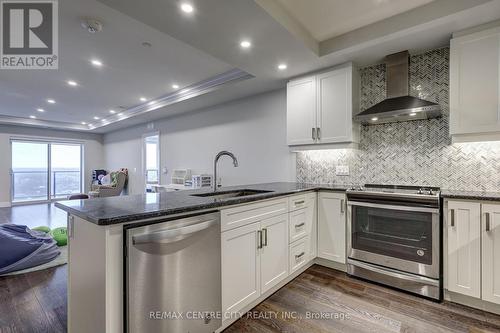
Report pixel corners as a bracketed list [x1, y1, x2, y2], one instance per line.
[0, 201, 11, 208]
[445, 290, 500, 315]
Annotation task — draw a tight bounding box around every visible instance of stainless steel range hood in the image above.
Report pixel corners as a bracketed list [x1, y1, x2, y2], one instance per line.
[354, 51, 441, 125]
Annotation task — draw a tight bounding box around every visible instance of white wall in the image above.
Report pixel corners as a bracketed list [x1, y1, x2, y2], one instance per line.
[104, 89, 295, 194]
[0, 125, 104, 206]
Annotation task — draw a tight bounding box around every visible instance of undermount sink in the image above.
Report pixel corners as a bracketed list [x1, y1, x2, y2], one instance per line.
[190, 189, 273, 200]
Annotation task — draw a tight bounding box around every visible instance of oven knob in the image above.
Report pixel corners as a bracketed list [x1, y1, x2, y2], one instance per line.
[417, 250, 425, 257]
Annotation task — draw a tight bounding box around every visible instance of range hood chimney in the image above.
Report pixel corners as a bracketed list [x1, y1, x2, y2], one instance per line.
[354, 50, 441, 124]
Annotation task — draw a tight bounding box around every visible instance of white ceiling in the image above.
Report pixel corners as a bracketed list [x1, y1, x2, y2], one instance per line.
[273, 0, 435, 41]
[1, 0, 500, 133]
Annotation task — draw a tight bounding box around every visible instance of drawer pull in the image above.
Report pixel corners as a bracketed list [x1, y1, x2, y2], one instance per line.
[295, 222, 305, 228]
[295, 252, 305, 259]
[450, 209, 455, 227]
[294, 200, 305, 206]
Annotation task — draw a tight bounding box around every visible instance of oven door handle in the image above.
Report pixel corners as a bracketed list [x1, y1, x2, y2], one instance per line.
[347, 201, 439, 214]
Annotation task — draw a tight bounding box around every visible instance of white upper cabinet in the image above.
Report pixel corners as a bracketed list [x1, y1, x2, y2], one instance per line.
[286, 63, 359, 147]
[286, 76, 317, 145]
[450, 26, 500, 140]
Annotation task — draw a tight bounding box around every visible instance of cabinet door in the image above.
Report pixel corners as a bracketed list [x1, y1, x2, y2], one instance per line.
[286, 76, 317, 145]
[316, 67, 352, 143]
[221, 222, 261, 317]
[450, 27, 500, 134]
[317, 192, 346, 263]
[482, 204, 500, 304]
[260, 214, 289, 293]
[447, 201, 481, 298]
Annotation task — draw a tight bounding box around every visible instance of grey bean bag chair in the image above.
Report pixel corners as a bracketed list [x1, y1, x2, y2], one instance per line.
[0, 224, 60, 275]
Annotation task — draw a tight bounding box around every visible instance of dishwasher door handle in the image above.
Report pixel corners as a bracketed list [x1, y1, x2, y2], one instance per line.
[132, 219, 217, 245]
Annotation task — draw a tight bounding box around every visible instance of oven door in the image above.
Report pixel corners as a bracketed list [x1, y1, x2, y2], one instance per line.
[347, 200, 440, 279]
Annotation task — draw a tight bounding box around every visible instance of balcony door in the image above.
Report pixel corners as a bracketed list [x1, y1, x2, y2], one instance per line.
[142, 133, 160, 192]
[11, 140, 83, 204]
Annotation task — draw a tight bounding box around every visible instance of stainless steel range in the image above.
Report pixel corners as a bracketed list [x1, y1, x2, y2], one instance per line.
[346, 184, 442, 300]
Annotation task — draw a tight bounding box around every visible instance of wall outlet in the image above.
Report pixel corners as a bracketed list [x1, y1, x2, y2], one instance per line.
[336, 165, 349, 176]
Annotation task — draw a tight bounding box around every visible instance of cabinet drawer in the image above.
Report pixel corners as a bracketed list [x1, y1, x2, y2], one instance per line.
[288, 194, 307, 211]
[289, 237, 310, 274]
[221, 198, 288, 232]
[289, 208, 308, 243]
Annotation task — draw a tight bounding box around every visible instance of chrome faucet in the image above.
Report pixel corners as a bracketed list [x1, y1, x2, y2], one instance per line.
[213, 151, 238, 191]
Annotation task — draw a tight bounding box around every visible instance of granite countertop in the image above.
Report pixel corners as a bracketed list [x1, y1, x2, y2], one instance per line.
[441, 189, 500, 201]
[55, 182, 351, 226]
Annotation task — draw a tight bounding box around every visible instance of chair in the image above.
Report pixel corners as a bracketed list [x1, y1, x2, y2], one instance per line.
[88, 171, 127, 198]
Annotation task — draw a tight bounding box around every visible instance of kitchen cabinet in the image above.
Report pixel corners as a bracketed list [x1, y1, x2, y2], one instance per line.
[260, 214, 289, 293]
[447, 201, 481, 298]
[450, 26, 500, 140]
[221, 221, 262, 317]
[286, 63, 359, 147]
[481, 203, 500, 304]
[317, 192, 346, 263]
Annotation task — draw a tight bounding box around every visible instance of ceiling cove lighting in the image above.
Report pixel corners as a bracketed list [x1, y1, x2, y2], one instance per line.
[47, 99, 55, 104]
[36, 108, 44, 112]
[240, 40, 251, 49]
[371, 117, 378, 121]
[180, 3, 194, 13]
[91, 59, 102, 67]
[409, 112, 417, 116]
[29, 115, 36, 119]
[67, 80, 78, 86]
[278, 63, 287, 70]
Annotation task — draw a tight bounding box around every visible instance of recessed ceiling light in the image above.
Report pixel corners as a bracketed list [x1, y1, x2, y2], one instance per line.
[36, 108, 44, 112]
[93, 116, 100, 120]
[101, 119, 106, 122]
[47, 99, 55, 104]
[91, 59, 102, 67]
[409, 112, 417, 116]
[172, 84, 179, 89]
[29, 115, 36, 119]
[371, 117, 378, 121]
[81, 121, 87, 125]
[109, 110, 116, 114]
[148, 101, 155, 106]
[140, 97, 147, 102]
[180, 3, 194, 13]
[240, 40, 251, 49]
[67, 80, 78, 86]
[278, 63, 287, 70]
[118, 113, 123, 116]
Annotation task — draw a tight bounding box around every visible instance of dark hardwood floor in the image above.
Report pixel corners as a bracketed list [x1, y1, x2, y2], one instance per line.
[2, 265, 500, 332]
[0, 203, 67, 229]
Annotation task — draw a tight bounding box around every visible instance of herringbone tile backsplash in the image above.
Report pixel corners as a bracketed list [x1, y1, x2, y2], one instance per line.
[296, 48, 500, 191]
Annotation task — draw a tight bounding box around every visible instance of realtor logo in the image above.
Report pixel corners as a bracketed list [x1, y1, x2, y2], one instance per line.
[1, 0, 58, 69]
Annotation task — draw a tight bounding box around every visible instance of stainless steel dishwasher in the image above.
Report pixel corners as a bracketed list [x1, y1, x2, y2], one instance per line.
[125, 211, 221, 333]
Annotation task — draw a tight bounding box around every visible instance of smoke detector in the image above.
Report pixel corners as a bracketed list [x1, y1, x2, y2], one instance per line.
[81, 18, 103, 33]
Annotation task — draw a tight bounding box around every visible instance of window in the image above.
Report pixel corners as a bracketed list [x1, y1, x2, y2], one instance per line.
[11, 140, 83, 203]
[143, 133, 160, 192]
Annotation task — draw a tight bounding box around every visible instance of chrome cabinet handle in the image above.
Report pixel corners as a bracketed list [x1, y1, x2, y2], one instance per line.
[294, 200, 305, 206]
[132, 219, 217, 245]
[295, 252, 305, 259]
[68, 215, 74, 239]
[257, 230, 262, 249]
[295, 222, 305, 228]
[340, 199, 345, 214]
[450, 209, 455, 227]
[485, 212, 491, 232]
[316, 127, 321, 140]
[312, 128, 316, 140]
[263, 228, 268, 247]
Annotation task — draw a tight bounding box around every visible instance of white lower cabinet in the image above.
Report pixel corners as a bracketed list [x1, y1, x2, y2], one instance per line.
[482, 203, 500, 304]
[446, 200, 500, 305]
[260, 214, 289, 293]
[447, 201, 481, 298]
[317, 192, 346, 263]
[289, 236, 310, 274]
[221, 222, 261, 317]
